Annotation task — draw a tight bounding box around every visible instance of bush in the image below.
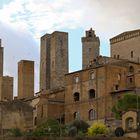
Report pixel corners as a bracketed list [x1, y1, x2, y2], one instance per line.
[87, 122, 108, 136]
[10, 128, 22, 137]
[68, 120, 89, 137]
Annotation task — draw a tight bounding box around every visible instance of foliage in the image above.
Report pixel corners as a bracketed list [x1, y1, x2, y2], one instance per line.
[68, 126, 77, 137]
[87, 122, 108, 136]
[10, 128, 22, 137]
[68, 120, 89, 137]
[112, 93, 140, 119]
[33, 118, 67, 137]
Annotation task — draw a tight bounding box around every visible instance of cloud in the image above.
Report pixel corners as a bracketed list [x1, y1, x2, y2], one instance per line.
[0, 0, 140, 95]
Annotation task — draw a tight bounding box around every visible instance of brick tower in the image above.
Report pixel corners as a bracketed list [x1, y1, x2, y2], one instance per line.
[82, 28, 100, 69]
[40, 31, 68, 91]
[18, 60, 34, 99]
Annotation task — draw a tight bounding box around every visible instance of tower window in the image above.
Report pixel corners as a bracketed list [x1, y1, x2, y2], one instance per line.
[89, 89, 96, 99]
[88, 32, 92, 37]
[131, 51, 133, 58]
[117, 55, 120, 59]
[73, 92, 80, 102]
[129, 77, 133, 83]
[115, 85, 119, 90]
[129, 66, 134, 73]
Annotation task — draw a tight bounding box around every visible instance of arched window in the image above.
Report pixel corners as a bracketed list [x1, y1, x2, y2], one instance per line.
[131, 51, 134, 58]
[89, 89, 96, 99]
[89, 109, 96, 120]
[129, 66, 134, 73]
[74, 112, 80, 119]
[73, 92, 80, 102]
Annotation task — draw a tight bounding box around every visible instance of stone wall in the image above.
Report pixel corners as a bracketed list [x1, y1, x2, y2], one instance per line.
[0, 100, 33, 131]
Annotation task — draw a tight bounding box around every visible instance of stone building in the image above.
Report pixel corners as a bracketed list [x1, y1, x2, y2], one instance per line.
[40, 31, 68, 91]
[110, 29, 140, 62]
[0, 100, 33, 132]
[0, 76, 13, 101]
[18, 60, 34, 99]
[38, 28, 140, 127]
[0, 39, 3, 77]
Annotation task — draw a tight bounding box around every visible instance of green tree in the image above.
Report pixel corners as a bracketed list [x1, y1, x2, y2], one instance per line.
[112, 93, 140, 119]
[87, 122, 108, 136]
[33, 118, 67, 137]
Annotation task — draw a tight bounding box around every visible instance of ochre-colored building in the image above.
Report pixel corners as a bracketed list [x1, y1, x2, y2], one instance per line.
[38, 28, 140, 127]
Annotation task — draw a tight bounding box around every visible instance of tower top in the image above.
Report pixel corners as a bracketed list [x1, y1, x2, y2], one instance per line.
[82, 28, 99, 43]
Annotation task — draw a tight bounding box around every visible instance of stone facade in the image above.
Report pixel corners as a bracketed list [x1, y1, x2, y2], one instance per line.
[110, 29, 140, 62]
[82, 28, 100, 69]
[0, 76, 13, 101]
[0, 100, 33, 131]
[0, 39, 3, 77]
[18, 60, 34, 99]
[40, 31, 68, 91]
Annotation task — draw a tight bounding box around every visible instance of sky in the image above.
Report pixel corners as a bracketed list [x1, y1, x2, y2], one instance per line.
[0, 0, 140, 96]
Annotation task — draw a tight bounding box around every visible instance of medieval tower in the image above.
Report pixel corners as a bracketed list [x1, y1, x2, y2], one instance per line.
[18, 60, 34, 99]
[0, 39, 3, 77]
[82, 28, 100, 69]
[40, 31, 68, 91]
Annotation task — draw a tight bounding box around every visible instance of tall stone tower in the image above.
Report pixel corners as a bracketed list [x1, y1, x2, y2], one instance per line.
[110, 29, 140, 62]
[0, 76, 13, 101]
[18, 60, 34, 99]
[0, 39, 3, 77]
[82, 28, 100, 69]
[40, 31, 68, 91]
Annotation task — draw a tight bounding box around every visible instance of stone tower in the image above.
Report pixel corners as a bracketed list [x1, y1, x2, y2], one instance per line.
[0, 76, 13, 101]
[40, 31, 68, 91]
[110, 29, 140, 62]
[0, 39, 3, 77]
[82, 28, 100, 69]
[18, 60, 34, 99]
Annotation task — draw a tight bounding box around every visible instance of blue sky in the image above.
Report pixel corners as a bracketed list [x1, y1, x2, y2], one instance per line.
[0, 0, 140, 95]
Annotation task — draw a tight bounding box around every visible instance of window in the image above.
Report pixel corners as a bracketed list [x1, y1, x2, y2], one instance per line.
[89, 109, 96, 120]
[129, 77, 133, 83]
[34, 117, 37, 126]
[129, 66, 134, 73]
[73, 92, 80, 102]
[117, 55, 120, 59]
[74, 112, 80, 119]
[88, 32, 92, 37]
[90, 72, 95, 80]
[131, 51, 133, 58]
[89, 89, 96, 99]
[114, 55, 116, 59]
[115, 85, 119, 90]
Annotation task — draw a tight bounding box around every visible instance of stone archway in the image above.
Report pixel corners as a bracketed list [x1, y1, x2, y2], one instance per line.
[122, 110, 137, 132]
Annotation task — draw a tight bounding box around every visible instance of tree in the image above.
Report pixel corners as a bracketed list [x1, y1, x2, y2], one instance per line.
[68, 120, 89, 136]
[33, 118, 67, 137]
[112, 93, 140, 119]
[87, 122, 108, 136]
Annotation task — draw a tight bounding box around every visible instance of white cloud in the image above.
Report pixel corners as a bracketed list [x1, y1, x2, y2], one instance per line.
[0, 0, 140, 95]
